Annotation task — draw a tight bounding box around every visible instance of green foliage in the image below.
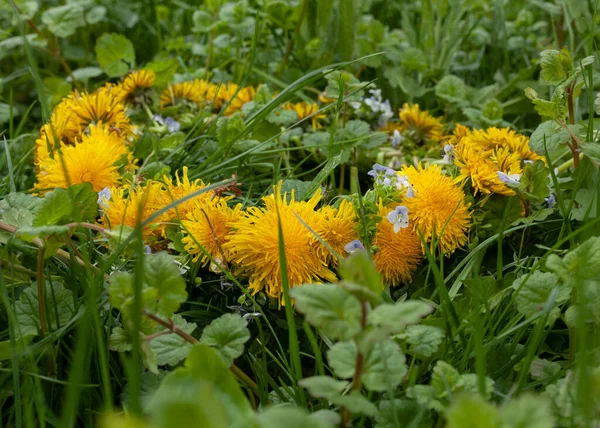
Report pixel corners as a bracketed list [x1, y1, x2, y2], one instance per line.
[199, 313, 250, 366]
[95, 33, 136, 77]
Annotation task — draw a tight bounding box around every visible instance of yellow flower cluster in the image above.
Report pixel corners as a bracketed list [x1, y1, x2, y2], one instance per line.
[33, 71, 153, 193]
[449, 125, 543, 196]
[372, 164, 471, 285]
[159, 79, 256, 116]
[381, 103, 446, 144]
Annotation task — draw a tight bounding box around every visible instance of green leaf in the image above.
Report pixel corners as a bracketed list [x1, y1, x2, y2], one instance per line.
[530, 358, 561, 382]
[152, 315, 197, 366]
[445, 394, 501, 428]
[376, 399, 433, 428]
[435, 75, 468, 105]
[547, 237, 600, 284]
[460, 374, 494, 400]
[337, 250, 384, 305]
[67, 182, 98, 223]
[34, 188, 72, 226]
[500, 394, 555, 428]
[327, 339, 407, 392]
[539, 48, 573, 85]
[368, 301, 432, 334]
[405, 325, 445, 358]
[143, 252, 188, 318]
[327, 341, 356, 378]
[109, 326, 132, 352]
[580, 142, 600, 164]
[290, 284, 362, 341]
[330, 392, 379, 416]
[431, 361, 463, 399]
[511, 271, 568, 324]
[41, 5, 84, 38]
[149, 344, 253, 427]
[95, 33, 135, 77]
[86, 5, 107, 25]
[361, 340, 407, 391]
[146, 58, 179, 87]
[517, 160, 550, 204]
[258, 405, 334, 428]
[299, 376, 349, 399]
[528, 121, 573, 154]
[15, 280, 76, 337]
[199, 313, 250, 367]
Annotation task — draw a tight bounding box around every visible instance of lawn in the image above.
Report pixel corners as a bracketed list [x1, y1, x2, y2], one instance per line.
[1, 0, 600, 427]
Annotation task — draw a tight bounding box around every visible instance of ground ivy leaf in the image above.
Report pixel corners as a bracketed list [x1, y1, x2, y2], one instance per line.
[327, 340, 358, 379]
[406, 325, 445, 358]
[298, 376, 349, 399]
[143, 252, 187, 318]
[512, 271, 568, 324]
[330, 392, 379, 417]
[15, 280, 76, 337]
[539, 48, 572, 85]
[109, 326, 132, 352]
[445, 394, 501, 428]
[362, 340, 407, 391]
[95, 33, 136, 77]
[34, 188, 72, 226]
[152, 314, 197, 366]
[376, 399, 433, 428]
[290, 284, 362, 341]
[67, 182, 98, 223]
[460, 374, 494, 400]
[368, 301, 432, 334]
[258, 405, 333, 428]
[199, 313, 250, 367]
[500, 394, 555, 428]
[431, 361, 463, 399]
[530, 358, 561, 382]
[41, 4, 84, 38]
[338, 250, 384, 304]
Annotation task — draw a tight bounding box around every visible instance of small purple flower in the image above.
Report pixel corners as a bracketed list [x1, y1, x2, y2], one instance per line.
[405, 185, 415, 198]
[97, 187, 111, 211]
[386, 205, 409, 233]
[153, 114, 165, 125]
[165, 117, 181, 133]
[344, 239, 365, 254]
[391, 129, 403, 147]
[443, 144, 454, 164]
[545, 193, 556, 209]
[497, 171, 521, 186]
[144, 245, 152, 254]
[368, 163, 397, 178]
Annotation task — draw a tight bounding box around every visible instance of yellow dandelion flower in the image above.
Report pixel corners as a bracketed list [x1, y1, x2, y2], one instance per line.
[67, 89, 133, 138]
[318, 92, 336, 104]
[219, 83, 256, 116]
[34, 100, 82, 165]
[100, 181, 170, 242]
[373, 201, 423, 285]
[159, 79, 212, 108]
[490, 146, 523, 176]
[34, 128, 131, 193]
[443, 123, 472, 147]
[282, 102, 326, 129]
[468, 127, 542, 162]
[181, 199, 243, 267]
[116, 70, 156, 104]
[224, 184, 336, 300]
[314, 199, 359, 264]
[453, 139, 514, 196]
[163, 167, 211, 221]
[399, 103, 445, 143]
[399, 164, 471, 254]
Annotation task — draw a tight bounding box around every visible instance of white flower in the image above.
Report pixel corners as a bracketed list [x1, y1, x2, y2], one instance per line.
[344, 239, 365, 254]
[97, 187, 111, 211]
[391, 129, 403, 147]
[386, 205, 409, 233]
[442, 144, 454, 164]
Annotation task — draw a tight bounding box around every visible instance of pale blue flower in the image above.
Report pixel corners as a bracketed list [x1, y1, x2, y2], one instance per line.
[497, 171, 521, 186]
[344, 239, 365, 254]
[391, 129, 403, 147]
[165, 117, 181, 133]
[545, 193, 556, 209]
[386, 205, 409, 233]
[443, 144, 454, 164]
[97, 187, 111, 211]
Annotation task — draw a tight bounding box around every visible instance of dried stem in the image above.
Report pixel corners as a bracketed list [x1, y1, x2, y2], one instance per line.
[565, 83, 580, 169]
